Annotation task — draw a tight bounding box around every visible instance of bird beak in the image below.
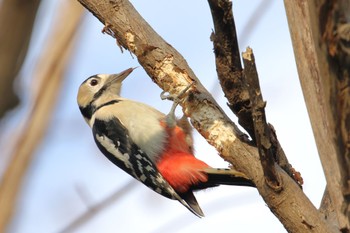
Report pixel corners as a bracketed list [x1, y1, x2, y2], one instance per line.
[106, 67, 136, 85]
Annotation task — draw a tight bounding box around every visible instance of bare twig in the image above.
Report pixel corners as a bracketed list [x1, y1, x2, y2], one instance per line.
[0, 2, 84, 232]
[242, 47, 281, 190]
[58, 181, 137, 233]
[269, 124, 303, 186]
[239, 0, 273, 45]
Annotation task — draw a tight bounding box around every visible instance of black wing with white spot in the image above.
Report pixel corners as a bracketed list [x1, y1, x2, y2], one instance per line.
[92, 117, 179, 200]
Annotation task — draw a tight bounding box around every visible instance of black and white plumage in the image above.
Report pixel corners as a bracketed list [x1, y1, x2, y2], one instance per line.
[77, 68, 201, 216]
[77, 68, 255, 217]
[93, 116, 178, 199]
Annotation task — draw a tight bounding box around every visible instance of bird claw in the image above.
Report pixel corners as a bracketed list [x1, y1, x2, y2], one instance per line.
[160, 82, 194, 102]
[161, 82, 194, 128]
[160, 91, 173, 101]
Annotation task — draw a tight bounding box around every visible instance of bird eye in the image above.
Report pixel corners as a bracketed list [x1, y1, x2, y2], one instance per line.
[90, 79, 98, 86]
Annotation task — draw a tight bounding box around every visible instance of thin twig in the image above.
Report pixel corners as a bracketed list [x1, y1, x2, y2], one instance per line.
[58, 181, 137, 233]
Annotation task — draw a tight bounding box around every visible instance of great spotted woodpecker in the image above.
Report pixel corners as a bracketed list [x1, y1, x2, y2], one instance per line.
[77, 68, 254, 217]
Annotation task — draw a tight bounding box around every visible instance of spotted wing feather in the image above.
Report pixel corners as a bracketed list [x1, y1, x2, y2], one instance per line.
[92, 117, 179, 198]
[92, 117, 204, 216]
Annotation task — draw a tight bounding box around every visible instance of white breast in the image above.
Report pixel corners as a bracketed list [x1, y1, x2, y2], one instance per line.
[94, 99, 167, 162]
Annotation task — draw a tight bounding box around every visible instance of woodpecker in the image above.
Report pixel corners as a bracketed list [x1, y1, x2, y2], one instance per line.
[77, 68, 255, 217]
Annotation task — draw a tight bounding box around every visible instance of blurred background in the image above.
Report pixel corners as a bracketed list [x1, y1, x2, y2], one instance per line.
[0, 0, 325, 232]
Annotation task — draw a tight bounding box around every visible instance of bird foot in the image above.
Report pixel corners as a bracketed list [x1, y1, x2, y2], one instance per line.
[160, 82, 194, 128]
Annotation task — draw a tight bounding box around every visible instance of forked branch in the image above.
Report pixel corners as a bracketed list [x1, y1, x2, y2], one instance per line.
[77, 0, 337, 232]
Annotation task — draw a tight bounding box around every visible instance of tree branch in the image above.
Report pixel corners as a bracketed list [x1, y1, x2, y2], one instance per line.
[58, 181, 137, 233]
[284, 0, 350, 230]
[0, 2, 84, 232]
[207, 0, 254, 140]
[208, 0, 301, 187]
[0, 0, 41, 118]
[242, 47, 281, 190]
[77, 0, 338, 232]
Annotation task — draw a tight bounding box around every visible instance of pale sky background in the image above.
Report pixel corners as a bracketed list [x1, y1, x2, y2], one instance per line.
[3, 0, 326, 232]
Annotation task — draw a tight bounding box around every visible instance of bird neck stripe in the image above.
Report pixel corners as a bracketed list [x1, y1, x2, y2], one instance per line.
[79, 100, 120, 120]
[94, 100, 120, 112]
[79, 105, 94, 120]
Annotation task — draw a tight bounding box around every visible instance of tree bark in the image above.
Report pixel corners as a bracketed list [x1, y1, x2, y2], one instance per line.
[284, 0, 350, 231]
[77, 0, 339, 232]
[208, 0, 300, 187]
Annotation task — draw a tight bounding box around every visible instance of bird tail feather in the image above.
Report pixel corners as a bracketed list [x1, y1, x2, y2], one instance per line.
[195, 168, 255, 190]
[180, 191, 205, 217]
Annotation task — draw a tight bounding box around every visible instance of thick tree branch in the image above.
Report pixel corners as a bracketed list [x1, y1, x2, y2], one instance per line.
[77, 0, 338, 232]
[284, 0, 350, 230]
[0, 0, 41, 118]
[207, 0, 254, 140]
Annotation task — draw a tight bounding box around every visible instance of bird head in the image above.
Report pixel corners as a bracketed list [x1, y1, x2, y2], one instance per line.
[77, 67, 134, 122]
